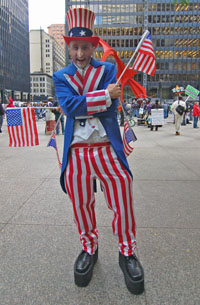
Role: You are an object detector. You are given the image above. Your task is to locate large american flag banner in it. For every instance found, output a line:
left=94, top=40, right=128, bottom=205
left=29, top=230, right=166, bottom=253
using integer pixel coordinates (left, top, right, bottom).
left=6, top=108, right=39, bottom=147
left=122, top=121, right=137, bottom=157
left=132, top=32, right=156, bottom=76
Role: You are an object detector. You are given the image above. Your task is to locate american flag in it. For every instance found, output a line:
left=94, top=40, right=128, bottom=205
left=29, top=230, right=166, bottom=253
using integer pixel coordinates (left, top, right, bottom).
left=47, top=132, right=62, bottom=169
left=122, top=121, right=137, bottom=157
left=132, top=32, right=156, bottom=76
left=6, top=108, right=39, bottom=147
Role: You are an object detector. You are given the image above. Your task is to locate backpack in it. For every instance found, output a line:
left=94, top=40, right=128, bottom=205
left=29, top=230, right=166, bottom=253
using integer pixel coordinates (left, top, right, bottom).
left=176, top=102, right=185, bottom=115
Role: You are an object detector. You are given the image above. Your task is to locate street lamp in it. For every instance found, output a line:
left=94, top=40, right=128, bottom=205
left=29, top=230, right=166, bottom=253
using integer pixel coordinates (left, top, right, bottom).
left=159, top=79, right=163, bottom=103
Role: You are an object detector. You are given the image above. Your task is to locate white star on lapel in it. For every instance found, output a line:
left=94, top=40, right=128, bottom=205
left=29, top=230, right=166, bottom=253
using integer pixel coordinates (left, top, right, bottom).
left=80, top=30, right=86, bottom=36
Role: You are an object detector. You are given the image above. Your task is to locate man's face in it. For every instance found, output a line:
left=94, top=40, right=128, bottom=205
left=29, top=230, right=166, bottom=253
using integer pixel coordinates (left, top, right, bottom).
left=69, top=40, right=95, bottom=69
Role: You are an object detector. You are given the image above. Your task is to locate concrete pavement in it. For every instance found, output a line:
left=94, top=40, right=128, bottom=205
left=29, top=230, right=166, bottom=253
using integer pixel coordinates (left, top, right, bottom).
left=0, top=116, right=200, bottom=305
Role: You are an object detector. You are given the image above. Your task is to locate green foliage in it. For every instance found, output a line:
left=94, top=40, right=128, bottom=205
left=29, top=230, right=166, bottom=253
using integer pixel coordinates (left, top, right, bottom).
left=173, top=0, right=190, bottom=4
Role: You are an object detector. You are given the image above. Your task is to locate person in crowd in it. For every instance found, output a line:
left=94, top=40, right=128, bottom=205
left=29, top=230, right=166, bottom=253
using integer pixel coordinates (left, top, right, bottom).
left=51, top=98, right=65, bottom=135
left=132, top=98, right=139, bottom=117
left=188, top=101, right=193, bottom=122
left=45, top=99, right=56, bottom=135
left=35, top=101, right=41, bottom=121
left=163, top=102, right=169, bottom=119
left=0, top=98, right=5, bottom=133
left=52, top=7, right=144, bottom=295
left=171, top=96, right=186, bottom=135
left=147, top=101, right=152, bottom=115
left=118, top=103, right=124, bottom=126
left=192, top=101, right=200, bottom=128
left=185, top=101, right=192, bottom=124
left=6, top=97, right=15, bottom=108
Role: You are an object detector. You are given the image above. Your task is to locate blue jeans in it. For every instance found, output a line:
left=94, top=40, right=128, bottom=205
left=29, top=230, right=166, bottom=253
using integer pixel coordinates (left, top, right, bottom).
left=193, top=116, right=198, bottom=128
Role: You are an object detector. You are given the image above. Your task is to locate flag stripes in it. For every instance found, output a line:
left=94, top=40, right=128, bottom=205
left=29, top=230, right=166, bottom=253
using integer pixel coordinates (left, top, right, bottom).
left=64, top=144, right=136, bottom=256
left=86, top=90, right=107, bottom=115
left=122, top=121, right=136, bottom=157
left=66, top=8, right=95, bottom=31
left=132, top=32, right=156, bottom=76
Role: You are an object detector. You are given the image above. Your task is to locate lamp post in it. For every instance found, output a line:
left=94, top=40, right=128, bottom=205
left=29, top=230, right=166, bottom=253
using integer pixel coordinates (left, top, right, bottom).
left=159, top=79, right=163, bottom=104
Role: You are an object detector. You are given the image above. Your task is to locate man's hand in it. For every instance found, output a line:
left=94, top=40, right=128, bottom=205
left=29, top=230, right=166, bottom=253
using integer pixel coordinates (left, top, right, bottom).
left=57, top=106, right=65, bottom=115
left=107, top=84, right=121, bottom=99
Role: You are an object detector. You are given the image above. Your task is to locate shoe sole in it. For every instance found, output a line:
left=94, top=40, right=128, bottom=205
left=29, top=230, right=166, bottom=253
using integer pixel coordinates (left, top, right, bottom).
left=119, top=257, right=144, bottom=295
left=74, top=250, right=98, bottom=287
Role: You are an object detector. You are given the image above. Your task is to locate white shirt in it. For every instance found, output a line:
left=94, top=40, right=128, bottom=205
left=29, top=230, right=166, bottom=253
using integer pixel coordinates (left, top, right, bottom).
left=171, top=100, right=186, bottom=116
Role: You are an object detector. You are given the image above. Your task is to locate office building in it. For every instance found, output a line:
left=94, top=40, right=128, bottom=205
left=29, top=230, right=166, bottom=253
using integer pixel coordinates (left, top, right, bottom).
left=0, top=0, right=30, bottom=101
left=65, top=0, right=200, bottom=102
left=29, top=29, right=66, bottom=99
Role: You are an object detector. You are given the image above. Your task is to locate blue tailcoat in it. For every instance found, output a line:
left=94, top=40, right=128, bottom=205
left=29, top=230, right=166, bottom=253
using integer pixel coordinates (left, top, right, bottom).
left=53, top=58, right=132, bottom=193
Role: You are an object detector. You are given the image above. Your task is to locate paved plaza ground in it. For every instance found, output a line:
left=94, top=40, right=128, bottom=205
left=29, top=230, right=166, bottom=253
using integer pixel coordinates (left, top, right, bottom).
left=0, top=115, right=200, bottom=305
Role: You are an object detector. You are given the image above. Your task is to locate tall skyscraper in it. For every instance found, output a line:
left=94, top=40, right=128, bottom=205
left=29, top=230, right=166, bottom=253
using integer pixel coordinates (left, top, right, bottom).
left=0, top=0, right=30, bottom=101
left=65, top=0, right=200, bottom=101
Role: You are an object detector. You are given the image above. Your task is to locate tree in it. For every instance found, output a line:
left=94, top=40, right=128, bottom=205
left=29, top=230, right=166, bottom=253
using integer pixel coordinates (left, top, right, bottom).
left=174, top=0, right=190, bottom=4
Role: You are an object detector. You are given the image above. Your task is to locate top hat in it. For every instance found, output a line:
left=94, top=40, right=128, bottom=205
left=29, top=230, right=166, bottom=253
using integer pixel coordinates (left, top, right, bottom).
left=63, top=8, right=99, bottom=48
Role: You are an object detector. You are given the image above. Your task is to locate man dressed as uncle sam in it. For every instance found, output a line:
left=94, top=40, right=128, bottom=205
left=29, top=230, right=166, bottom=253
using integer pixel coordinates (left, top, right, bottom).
left=53, top=7, right=144, bottom=295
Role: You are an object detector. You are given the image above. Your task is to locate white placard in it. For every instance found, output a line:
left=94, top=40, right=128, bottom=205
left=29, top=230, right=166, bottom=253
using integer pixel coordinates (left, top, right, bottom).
left=151, top=109, right=164, bottom=126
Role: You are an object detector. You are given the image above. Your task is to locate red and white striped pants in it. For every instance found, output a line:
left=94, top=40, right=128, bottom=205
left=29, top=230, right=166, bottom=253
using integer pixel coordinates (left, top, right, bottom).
left=64, top=142, right=136, bottom=256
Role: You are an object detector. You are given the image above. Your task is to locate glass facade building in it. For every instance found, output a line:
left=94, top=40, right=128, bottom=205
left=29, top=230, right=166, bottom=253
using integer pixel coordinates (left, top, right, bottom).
left=0, top=0, right=30, bottom=101
left=65, top=0, right=200, bottom=101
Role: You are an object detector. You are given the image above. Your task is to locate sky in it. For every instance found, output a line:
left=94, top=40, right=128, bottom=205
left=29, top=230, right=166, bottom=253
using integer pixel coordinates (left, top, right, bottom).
left=29, top=0, right=66, bottom=32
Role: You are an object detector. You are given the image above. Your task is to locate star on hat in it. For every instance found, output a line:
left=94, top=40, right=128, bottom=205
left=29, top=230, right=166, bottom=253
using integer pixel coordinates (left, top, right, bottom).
left=80, top=30, right=86, bottom=36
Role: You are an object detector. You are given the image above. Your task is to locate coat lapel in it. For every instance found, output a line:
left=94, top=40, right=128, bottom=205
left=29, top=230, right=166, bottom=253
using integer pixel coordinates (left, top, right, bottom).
left=63, top=59, right=105, bottom=95
left=82, top=65, right=105, bottom=95
left=63, top=71, right=83, bottom=95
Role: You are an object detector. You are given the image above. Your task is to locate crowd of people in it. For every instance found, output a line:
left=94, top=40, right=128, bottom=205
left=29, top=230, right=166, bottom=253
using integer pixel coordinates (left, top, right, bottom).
left=117, top=96, right=200, bottom=134
left=1, top=95, right=200, bottom=136
left=0, top=96, right=65, bottom=135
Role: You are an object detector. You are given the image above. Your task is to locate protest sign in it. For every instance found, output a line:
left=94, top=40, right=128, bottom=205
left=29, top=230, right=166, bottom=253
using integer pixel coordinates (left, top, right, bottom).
left=185, top=85, right=199, bottom=99
left=151, top=109, right=164, bottom=126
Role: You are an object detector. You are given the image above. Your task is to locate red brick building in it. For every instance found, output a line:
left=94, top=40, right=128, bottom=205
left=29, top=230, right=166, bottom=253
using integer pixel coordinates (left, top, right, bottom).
left=48, top=24, right=65, bottom=50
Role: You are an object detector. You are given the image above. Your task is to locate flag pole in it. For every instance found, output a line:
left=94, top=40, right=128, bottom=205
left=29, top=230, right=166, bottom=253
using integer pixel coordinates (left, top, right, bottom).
left=47, top=113, right=63, bottom=146
left=6, top=107, right=59, bottom=109
left=116, top=30, right=149, bottom=85
left=116, top=31, right=150, bottom=143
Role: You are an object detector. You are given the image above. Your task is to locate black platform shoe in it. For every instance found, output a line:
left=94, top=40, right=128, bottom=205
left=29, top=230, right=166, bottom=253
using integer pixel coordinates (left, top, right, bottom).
left=74, top=248, right=98, bottom=287
left=119, top=252, right=144, bottom=295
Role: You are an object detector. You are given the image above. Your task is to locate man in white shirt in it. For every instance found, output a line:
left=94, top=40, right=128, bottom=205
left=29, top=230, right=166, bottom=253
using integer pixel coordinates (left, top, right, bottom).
left=171, top=96, right=186, bottom=135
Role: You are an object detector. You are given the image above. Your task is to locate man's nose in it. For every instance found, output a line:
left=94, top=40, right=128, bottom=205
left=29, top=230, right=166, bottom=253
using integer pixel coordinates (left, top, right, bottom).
left=77, top=48, right=83, bottom=57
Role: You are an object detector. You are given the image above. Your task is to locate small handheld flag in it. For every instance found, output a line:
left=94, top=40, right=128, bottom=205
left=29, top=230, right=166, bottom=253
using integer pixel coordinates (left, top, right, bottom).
left=132, top=32, right=156, bottom=76
left=47, top=132, right=62, bottom=169
left=123, top=121, right=137, bottom=157
left=6, top=108, right=39, bottom=147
